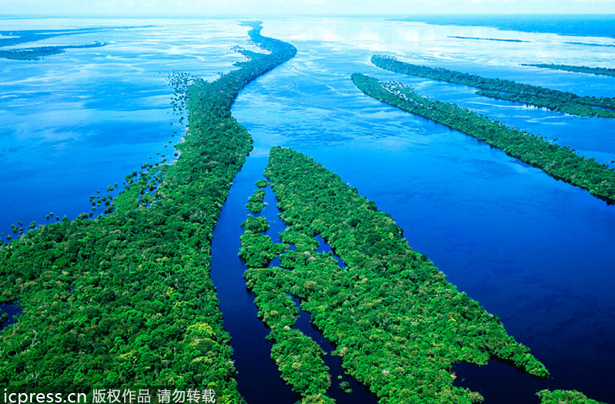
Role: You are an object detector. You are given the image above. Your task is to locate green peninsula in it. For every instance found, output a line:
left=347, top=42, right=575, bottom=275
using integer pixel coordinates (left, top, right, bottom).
left=240, top=214, right=333, bottom=404
left=0, top=23, right=296, bottom=399
left=239, top=146, right=549, bottom=404
left=352, top=73, right=615, bottom=204
left=0, top=27, right=128, bottom=60
left=0, top=42, right=106, bottom=61
left=522, top=63, right=615, bottom=78
left=371, top=55, right=615, bottom=118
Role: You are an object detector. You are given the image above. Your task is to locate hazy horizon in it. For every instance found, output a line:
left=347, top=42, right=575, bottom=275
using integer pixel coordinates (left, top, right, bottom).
left=1, top=0, right=615, bottom=17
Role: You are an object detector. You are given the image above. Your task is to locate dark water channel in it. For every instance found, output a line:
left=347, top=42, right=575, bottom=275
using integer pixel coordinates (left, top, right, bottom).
left=453, top=360, right=558, bottom=404
left=211, top=154, right=378, bottom=404
left=261, top=185, right=377, bottom=404
left=210, top=150, right=576, bottom=404
left=210, top=155, right=296, bottom=404
left=291, top=295, right=378, bottom=404
left=0, top=302, right=22, bottom=332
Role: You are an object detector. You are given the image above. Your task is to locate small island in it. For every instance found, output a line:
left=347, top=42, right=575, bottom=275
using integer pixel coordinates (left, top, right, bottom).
left=522, top=63, right=615, bottom=77
left=448, top=35, right=529, bottom=43
left=0, top=28, right=116, bottom=60
left=565, top=41, right=615, bottom=48
left=0, top=42, right=107, bottom=61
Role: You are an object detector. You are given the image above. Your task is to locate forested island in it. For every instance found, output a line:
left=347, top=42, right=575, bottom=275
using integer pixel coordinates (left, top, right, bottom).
left=521, top=63, right=615, bottom=77
left=565, top=41, right=615, bottom=48
left=240, top=213, right=333, bottom=404
left=371, top=55, right=615, bottom=118
left=0, top=42, right=107, bottom=61
left=0, top=22, right=295, bottom=400
left=239, top=146, right=549, bottom=403
left=448, top=36, right=529, bottom=43
left=352, top=73, right=615, bottom=204
left=538, top=390, right=604, bottom=404
left=0, top=28, right=107, bottom=47
left=0, top=27, right=129, bottom=60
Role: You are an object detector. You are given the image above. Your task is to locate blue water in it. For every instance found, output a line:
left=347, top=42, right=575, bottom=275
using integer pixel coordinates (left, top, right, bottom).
left=314, top=235, right=346, bottom=269
left=220, top=178, right=379, bottom=402
left=209, top=156, right=298, bottom=404
left=394, top=14, right=615, bottom=40
left=0, top=18, right=254, bottom=239
left=0, top=303, right=22, bottom=332
left=233, top=17, right=615, bottom=403
left=1, top=15, right=615, bottom=403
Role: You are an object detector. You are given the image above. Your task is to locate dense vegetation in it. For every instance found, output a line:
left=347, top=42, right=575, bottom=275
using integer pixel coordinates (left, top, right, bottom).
left=239, top=146, right=550, bottom=404
left=240, top=212, right=335, bottom=404
left=0, top=28, right=111, bottom=48
left=565, top=42, right=615, bottom=48
left=0, top=42, right=107, bottom=61
left=352, top=73, right=615, bottom=204
left=538, top=389, right=605, bottom=404
left=0, top=22, right=295, bottom=400
left=0, top=28, right=123, bottom=61
left=246, top=189, right=267, bottom=214
left=371, top=55, right=615, bottom=118
left=522, top=63, right=615, bottom=77
left=448, top=36, right=528, bottom=43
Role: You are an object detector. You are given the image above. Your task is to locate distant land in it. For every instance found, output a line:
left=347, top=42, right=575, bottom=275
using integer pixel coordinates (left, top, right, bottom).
left=565, top=41, right=615, bottom=48
left=522, top=63, right=615, bottom=77
left=448, top=35, right=529, bottom=43
left=0, top=26, right=148, bottom=61
left=392, top=14, right=615, bottom=39
left=0, top=42, right=106, bottom=61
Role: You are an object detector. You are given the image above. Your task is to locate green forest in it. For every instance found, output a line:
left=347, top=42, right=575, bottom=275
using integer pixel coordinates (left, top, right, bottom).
left=0, top=28, right=118, bottom=60
left=522, top=63, right=615, bottom=77
left=371, top=55, right=615, bottom=118
left=240, top=214, right=334, bottom=404
left=351, top=73, right=615, bottom=204
left=0, top=42, right=106, bottom=61
left=239, top=146, right=605, bottom=404
left=239, top=146, right=550, bottom=404
left=0, top=22, right=296, bottom=401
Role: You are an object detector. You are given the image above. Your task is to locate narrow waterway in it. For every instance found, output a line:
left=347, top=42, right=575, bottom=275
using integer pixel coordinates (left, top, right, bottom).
left=453, top=361, right=552, bottom=404
left=292, top=295, right=379, bottom=404
left=211, top=153, right=379, bottom=403
left=210, top=155, right=297, bottom=404
left=260, top=185, right=378, bottom=404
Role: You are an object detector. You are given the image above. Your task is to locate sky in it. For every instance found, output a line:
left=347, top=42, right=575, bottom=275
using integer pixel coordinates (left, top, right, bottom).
left=1, top=0, right=615, bottom=16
